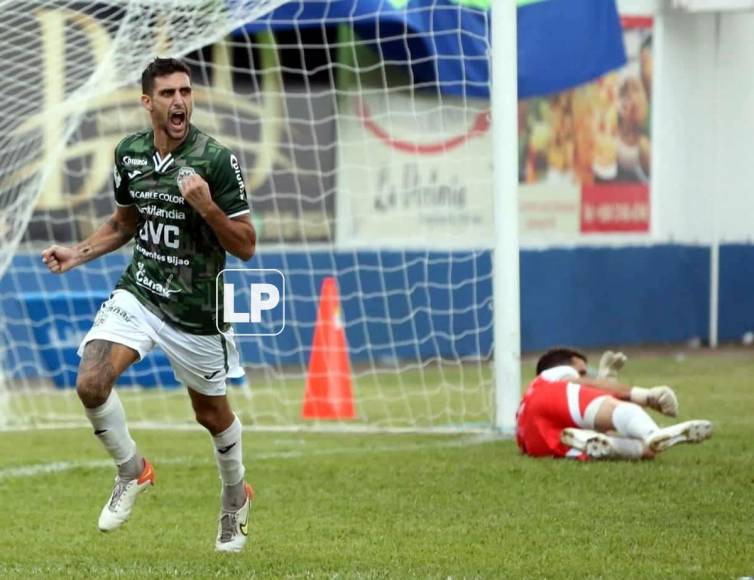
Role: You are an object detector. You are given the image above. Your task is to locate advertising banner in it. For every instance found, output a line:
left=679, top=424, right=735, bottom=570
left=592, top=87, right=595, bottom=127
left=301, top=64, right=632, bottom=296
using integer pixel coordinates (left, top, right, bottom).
left=336, top=92, right=494, bottom=248
left=338, top=17, right=650, bottom=248
left=518, top=18, right=653, bottom=240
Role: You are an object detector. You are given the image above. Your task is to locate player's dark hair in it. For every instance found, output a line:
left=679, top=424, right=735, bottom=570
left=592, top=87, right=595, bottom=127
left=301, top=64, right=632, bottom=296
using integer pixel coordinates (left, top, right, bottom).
left=141, top=57, right=192, bottom=95
left=536, top=348, right=587, bottom=375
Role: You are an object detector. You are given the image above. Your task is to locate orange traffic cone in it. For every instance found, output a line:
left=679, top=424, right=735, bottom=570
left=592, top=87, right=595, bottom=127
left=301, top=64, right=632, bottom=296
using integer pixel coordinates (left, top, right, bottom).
left=302, top=277, right=355, bottom=420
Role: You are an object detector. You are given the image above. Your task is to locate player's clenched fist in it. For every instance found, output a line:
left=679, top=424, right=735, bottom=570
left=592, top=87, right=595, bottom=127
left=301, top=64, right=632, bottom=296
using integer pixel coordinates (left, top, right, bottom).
left=646, top=386, right=679, bottom=417
left=177, top=173, right=213, bottom=215
left=41, top=245, right=77, bottom=274
left=630, top=385, right=679, bottom=417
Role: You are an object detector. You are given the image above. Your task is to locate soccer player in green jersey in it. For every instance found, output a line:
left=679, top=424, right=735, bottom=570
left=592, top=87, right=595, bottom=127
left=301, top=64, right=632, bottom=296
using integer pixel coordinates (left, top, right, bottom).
left=42, top=58, right=256, bottom=552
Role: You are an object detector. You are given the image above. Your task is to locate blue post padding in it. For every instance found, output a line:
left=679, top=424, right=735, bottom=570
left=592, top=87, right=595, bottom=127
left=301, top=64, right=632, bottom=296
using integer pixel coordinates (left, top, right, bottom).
left=6, top=291, right=179, bottom=388
left=719, top=244, right=754, bottom=341
left=0, top=255, right=179, bottom=387
left=519, top=245, right=709, bottom=350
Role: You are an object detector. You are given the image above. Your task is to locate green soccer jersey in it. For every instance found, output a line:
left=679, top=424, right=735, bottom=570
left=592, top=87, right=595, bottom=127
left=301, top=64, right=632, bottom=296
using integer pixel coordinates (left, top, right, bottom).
left=112, top=124, right=250, bottom=334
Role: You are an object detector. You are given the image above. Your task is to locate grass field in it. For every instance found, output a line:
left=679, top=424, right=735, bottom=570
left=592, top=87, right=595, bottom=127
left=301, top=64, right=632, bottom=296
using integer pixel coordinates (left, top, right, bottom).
left=7, top=363, right=495, bottom=430
left=0, top=348, right=753, bottom=578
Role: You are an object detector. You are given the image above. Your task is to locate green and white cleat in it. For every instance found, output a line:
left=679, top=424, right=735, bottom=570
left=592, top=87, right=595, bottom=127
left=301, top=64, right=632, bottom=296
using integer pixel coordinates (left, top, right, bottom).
left=215, top=482, right=254, bottom=553
left=98, top=459, right=155, bottom=532
left=645, top=420, right=713, bottom=453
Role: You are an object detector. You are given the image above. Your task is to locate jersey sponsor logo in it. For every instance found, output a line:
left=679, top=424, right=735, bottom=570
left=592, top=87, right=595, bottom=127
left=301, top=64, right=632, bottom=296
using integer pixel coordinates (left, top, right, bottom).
left=128, top=170, right=142, bottom=180
left=134, top=244, right=191, bottom=267
left=93, top=301, right=134, bottom=327
left=139, top=205, right=187, bottom=221
left=139, top=221, right=180, bottom=249
left=176, top=166, right=196, bottom=187
left=135, top=263, right=181, bottom=297
left=123, top=156, right=148, bottom=167
left=112, top=166, right=122, bottom=189
left=229, top=154, right=246, bottom=199
left=130, top=189, right=186, bottom=205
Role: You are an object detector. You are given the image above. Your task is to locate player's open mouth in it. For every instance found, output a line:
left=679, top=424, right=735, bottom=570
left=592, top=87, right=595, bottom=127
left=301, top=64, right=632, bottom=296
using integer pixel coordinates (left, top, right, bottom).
left=169, top=111, right=186, bottom=131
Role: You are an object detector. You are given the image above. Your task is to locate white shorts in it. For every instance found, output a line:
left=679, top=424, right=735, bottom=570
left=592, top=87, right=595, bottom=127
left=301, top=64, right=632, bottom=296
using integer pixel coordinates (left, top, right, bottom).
left=78, top=289, right=241, bottom=396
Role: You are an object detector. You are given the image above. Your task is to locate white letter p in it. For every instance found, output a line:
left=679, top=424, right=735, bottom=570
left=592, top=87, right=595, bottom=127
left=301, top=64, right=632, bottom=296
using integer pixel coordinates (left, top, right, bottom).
left=249, top=283, right=280, bottom=323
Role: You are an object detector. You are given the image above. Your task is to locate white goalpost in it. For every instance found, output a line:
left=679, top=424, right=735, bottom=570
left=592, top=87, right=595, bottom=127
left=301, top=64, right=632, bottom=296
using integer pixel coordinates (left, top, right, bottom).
left=0, top=0, right=517, bottom=433
left=491, top=0, right=520, bottom=434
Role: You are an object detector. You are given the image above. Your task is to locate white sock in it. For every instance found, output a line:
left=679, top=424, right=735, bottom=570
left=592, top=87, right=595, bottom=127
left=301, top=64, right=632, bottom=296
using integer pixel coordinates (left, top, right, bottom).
left=84, top=390, right=137, bottom=467
left=611, top=402, right=659, bottom=441
left=607, top=436, right=645, bottom=459
left=212, top=414, right=245, bottom=488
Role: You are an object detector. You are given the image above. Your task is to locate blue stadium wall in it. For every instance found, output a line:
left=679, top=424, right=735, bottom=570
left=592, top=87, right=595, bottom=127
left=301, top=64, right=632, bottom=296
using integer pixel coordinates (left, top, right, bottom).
left=3, top=244, right=753, bottom=382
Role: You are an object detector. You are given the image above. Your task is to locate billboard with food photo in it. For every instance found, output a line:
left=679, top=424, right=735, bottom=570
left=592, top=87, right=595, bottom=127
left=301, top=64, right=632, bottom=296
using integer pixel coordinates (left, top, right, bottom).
left=518, top=17, right=653, bottom=239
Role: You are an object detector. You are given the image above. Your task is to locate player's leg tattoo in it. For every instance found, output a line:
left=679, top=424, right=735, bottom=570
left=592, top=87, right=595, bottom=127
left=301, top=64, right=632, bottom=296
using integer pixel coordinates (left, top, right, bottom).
left=77, top=339, right=140, bottom=407
left=77, top=340, right=117, bottom=408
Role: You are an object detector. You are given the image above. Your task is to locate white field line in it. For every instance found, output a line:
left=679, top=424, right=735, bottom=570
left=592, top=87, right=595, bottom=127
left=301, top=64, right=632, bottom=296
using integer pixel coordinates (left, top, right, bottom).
left=0, top=434, right=501, bottom=481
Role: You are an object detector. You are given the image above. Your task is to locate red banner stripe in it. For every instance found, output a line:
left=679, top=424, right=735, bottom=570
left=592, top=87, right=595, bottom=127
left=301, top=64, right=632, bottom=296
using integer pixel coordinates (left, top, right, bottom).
left=355, top=99, right=490, bottom=156
left=621, top=16, right=654, bottom=29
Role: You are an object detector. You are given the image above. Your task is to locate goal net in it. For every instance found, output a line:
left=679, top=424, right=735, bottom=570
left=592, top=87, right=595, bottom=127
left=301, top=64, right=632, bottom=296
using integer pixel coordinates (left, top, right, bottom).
left=0, top=0, right=496, bottom=432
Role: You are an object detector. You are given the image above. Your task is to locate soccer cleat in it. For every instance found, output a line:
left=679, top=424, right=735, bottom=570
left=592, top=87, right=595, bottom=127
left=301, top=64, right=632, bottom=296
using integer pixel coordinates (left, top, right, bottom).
left=560, top=428, right=616, bottom=459
left=98, top=459, right=155, bottom=532
left=215, top=482, right=254, bottom=553
left=645, top=420, right=713, bottom=453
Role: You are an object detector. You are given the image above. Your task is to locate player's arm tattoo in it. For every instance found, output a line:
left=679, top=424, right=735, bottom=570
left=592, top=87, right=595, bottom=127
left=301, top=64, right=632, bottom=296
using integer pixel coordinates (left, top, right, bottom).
left=73, top=216, right=134, bottom=264
left=107, top=216, right=135, bottom=243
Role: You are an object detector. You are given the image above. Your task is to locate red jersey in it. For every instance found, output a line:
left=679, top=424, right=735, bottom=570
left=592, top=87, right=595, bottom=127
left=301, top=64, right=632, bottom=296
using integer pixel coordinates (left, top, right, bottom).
left=516, top=366, right=614, bottom=459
